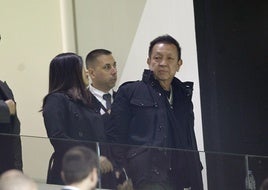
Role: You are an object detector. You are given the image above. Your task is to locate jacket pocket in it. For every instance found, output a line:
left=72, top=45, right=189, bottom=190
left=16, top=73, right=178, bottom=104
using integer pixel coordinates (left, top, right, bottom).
left=130, top=98, right=156, bottom=108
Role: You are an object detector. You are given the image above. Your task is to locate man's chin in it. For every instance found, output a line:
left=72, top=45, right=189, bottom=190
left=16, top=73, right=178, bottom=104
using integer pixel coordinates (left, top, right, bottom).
left=109, top=82, right=116, bottom=88
left=156, top=75, right=169, bottom=81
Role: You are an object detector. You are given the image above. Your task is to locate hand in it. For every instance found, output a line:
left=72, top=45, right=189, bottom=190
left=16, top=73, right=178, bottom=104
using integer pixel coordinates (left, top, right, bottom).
left=117, top=179, right=133, bottom=190
left=99, top=156, right=113, bottom=174
left=115, top=171, right=120, bottom=179
left=5, top=99, right=16, bottom=115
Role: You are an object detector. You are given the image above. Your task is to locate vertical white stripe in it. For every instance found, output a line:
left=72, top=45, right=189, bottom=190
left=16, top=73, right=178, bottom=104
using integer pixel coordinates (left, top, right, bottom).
left=60, top=0, right=76, bottom=52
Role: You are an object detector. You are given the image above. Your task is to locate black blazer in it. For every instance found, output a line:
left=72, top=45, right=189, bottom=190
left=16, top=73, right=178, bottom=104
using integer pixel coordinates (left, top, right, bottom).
left=43, top=92, right=106, bottom=184
left=90, top=92, right=118, bottom=189
left=0, top=80, right=20, bottom=133
left=90, top=91, right=116, bottom=131
left=0, top=80, right=22, bottom=174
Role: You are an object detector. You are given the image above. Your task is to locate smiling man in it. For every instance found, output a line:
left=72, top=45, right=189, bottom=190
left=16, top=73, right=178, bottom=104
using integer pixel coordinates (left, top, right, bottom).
left=108, top=34, right=203, bottom=190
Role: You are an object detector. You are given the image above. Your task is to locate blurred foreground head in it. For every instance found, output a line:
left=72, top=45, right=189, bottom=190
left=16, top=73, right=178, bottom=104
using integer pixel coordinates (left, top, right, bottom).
left=61, top=146, right=98, bottom=190
left=0, top=169, right=37, bottom=190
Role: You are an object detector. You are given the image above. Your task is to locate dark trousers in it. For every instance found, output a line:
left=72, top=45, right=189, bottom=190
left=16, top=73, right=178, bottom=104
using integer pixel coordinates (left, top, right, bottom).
left=0, top=134, right=23, bottom=174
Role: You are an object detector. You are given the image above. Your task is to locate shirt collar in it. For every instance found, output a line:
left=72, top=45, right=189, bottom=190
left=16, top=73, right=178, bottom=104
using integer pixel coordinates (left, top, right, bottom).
left=89, top=85, right=113, bottom=98
left=62, top=185, right=80, bottom=190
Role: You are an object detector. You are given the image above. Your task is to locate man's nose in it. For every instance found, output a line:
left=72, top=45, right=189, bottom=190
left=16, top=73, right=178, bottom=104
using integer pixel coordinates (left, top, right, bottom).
left=159, top=59, right=168, bottom=66
left=111, top=66, right=117, bottom=74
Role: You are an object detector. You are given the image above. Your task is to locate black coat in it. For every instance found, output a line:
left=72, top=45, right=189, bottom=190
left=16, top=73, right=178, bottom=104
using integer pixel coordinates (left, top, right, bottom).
left=90, top=93, right=118, bottom=189
left=108, top=70, right=203, bottom=189
left=0, top=80, right=22, bottom=174
left=90, top=91, right=117, bottom=131
left=43, top=92, right=106, bottom=184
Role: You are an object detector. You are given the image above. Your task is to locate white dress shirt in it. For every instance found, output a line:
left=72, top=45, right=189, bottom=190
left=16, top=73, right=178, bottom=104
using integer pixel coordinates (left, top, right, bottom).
left=89, top=85, right=114, bottom=115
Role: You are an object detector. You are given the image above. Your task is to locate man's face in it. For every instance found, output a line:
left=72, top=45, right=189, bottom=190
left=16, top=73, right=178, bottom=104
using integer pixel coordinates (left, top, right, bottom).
left=89, top=54, right=117, bottom=92
left=147, top=43, right=182, bottom=84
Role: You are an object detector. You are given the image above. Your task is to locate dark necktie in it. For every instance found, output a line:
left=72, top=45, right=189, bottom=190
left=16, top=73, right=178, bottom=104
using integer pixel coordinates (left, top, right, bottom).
left=103, top=93, right=112, bottom=110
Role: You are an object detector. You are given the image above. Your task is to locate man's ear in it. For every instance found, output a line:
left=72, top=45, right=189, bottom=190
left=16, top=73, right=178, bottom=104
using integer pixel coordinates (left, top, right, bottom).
left=177, top=59, right=183, bottom=71
left=147, top=58, right=150, bottom=66
left=88, top=168, right=98, bottom=187
left=147, top=57, right=153, bottom=70
left=88, top=68, right=95, bottom=79
left=178, top=59, right=183, bottom=66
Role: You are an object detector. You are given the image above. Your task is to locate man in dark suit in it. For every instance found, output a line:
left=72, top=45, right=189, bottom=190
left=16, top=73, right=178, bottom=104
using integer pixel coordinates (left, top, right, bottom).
left=0, top=80, right=22, bottom=174
left=85, top=49, right=118, bottom=189
left=61, top=146, right=98, bottom=190
left=86, top=49, right=117, bottom=116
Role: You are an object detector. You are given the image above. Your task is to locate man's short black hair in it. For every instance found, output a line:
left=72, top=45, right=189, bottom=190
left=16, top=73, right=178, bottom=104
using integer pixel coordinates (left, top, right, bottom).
left=148, top=34, right=181, bottom=60
left=85, top=49, right=112, bottom=69
left=61, top=146, right=98, bottom=185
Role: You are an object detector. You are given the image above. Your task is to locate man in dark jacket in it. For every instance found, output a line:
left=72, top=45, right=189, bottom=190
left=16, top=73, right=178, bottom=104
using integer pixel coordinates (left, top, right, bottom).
left=85, top=49, right=118, bottom=189
left=108, top=35, right=203, bottom=190
left=0, top=80, right=22, bottom=174
left=86, top=49, right=117, bottom=121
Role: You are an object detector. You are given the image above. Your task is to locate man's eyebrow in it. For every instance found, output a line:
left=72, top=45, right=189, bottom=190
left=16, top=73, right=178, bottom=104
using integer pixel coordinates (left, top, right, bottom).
left=104, top=62, right=116, bottom=65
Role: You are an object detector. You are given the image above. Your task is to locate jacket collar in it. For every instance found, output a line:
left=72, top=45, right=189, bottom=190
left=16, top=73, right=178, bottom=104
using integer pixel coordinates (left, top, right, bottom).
left=142, top=69, right=193, bottom=97
left=142, top=69, right=154, bottom=82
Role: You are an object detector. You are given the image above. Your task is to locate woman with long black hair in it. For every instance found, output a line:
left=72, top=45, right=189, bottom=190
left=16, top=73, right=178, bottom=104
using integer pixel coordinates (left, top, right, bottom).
left=42, top=53, right=114, bottom=187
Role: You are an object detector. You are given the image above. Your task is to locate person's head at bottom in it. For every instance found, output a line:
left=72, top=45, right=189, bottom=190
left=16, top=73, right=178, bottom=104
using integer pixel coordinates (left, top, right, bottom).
left=0, top=169, right=37, bottom=190
left=261, top=177, right=268, bottom=190
left=61, top=146, right=98, bottom=190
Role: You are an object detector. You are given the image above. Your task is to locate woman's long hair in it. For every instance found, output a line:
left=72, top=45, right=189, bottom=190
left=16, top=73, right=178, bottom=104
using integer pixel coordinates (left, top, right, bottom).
left=42, top=52, right=91, bottom=109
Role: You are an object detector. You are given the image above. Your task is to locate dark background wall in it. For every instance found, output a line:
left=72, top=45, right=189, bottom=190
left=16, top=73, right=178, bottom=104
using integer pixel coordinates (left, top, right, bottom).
left=193, top=0, right=268, bottom=189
